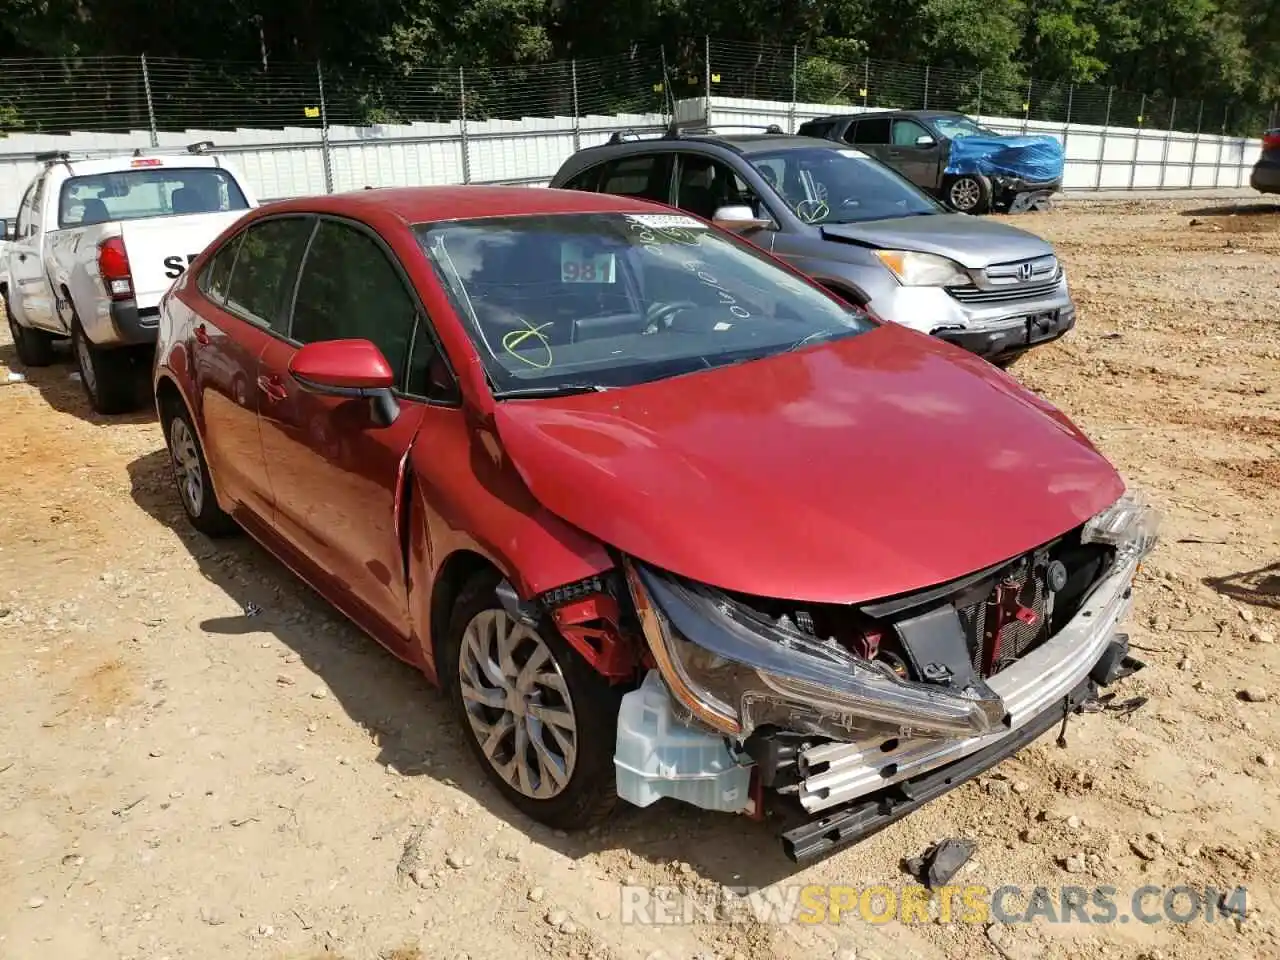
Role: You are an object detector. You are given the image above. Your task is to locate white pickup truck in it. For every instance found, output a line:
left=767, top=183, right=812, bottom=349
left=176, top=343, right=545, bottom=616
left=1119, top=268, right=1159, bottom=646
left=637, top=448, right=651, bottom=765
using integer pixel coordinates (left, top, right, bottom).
left=1, top=143, right=257, bottom=413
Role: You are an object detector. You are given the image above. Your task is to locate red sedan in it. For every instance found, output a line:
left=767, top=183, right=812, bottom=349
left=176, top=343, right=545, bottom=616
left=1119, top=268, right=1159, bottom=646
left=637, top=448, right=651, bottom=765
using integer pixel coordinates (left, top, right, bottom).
left=153, top=186, right=1158, bottom=861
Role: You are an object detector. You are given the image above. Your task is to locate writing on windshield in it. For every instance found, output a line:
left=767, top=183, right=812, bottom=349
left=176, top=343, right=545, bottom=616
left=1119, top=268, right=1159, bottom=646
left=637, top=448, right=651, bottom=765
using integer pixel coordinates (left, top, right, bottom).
left=416, top=212, right=872, bottom=395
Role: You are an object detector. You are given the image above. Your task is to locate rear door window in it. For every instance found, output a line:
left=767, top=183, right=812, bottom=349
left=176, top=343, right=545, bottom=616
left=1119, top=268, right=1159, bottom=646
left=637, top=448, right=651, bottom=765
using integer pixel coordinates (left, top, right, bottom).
left=223, top=216, right=314, bottom=331
left=852, top=118, right=891, bottom=145
left=560, top=165, right=604, bottom=192
left=199, top=232, right=244, bottom=304
left=596, top=154, right=673, bottom=203
left=799, top=121, right=835, bottom=139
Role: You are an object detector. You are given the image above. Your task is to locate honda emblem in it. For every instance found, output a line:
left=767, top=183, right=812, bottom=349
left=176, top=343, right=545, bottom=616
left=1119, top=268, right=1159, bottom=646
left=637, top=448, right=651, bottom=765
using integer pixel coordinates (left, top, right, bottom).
left=1017, top=261, right=1035, bottom=281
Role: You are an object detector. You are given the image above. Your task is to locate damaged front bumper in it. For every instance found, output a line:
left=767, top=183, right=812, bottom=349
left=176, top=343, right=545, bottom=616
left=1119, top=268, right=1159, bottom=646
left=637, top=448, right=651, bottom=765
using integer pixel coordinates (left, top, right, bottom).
left=613, top=491, right=1156, bottom=860
left=793, top=551, right=1136, bottom=814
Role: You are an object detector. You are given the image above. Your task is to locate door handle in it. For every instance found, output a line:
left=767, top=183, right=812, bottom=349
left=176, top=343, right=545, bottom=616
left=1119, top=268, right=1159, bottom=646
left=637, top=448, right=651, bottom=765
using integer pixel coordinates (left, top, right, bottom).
left=193, top=324, right=210, bottom=345
left=256, top=374, right=288, bottom=402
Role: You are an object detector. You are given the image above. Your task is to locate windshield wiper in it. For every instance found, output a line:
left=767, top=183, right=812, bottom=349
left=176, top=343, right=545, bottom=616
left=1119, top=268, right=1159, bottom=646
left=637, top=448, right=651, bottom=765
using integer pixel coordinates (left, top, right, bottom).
left=493, top=383, right=612, bottom=399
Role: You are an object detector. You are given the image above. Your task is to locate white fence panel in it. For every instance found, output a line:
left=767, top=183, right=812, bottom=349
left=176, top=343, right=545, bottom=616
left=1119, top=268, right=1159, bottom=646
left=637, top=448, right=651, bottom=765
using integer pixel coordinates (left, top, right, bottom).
left=0, top=94, right=1262, bottom=215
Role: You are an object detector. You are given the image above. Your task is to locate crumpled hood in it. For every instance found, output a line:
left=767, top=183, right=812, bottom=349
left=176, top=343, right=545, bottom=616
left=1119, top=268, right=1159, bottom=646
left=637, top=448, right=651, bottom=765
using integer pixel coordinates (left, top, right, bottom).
left=946, top=133, right=1065, bottom=183
left=493, top=324, right=1123, bottom=605
left=821, top=213, right=1054, bottom=269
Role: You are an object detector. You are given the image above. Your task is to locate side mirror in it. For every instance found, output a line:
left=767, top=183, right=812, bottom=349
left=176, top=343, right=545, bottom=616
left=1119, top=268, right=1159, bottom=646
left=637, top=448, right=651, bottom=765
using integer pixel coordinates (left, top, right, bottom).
left=289, top=338, right=400, bottom=427
left=711, top=204, right=773, bottom=233
left=914, top=134, right=937, bottom=147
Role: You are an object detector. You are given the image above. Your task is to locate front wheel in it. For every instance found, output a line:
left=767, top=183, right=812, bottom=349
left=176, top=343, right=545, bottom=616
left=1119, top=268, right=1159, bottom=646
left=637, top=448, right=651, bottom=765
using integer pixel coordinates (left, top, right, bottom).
left=944, top=174, right=991, bottom=214
left=446, top=573, right=623, bottom=830
left=72, top=317, right=145, bottom=415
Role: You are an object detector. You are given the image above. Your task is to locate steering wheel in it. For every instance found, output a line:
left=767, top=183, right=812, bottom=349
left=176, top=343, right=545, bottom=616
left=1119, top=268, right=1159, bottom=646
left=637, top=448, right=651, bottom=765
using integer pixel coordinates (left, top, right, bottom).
left=642, top=300, right=698, bottom=335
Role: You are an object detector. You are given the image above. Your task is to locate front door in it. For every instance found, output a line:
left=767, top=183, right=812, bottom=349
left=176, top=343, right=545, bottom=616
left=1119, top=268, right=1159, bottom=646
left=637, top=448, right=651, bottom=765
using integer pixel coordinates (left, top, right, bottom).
left=887, top=118, right=944, bottom=190
left=256, top=216, right=426, bottom=646
left=6, top=176, right=55, bottom=332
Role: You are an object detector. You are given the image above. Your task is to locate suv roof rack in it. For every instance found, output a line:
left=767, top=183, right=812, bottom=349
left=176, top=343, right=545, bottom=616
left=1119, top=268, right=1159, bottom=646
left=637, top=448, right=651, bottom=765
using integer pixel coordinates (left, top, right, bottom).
left=604, top=122, right=786, bottom=146
left=34, top=140, right=217, bottom=165
left=670, top=123, right=786, bottom=137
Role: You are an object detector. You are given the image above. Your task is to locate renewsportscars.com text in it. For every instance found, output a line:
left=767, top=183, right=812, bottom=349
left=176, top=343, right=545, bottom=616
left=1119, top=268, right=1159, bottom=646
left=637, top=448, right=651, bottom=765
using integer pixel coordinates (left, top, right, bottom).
left=620, top=883, right=1249, bottom=926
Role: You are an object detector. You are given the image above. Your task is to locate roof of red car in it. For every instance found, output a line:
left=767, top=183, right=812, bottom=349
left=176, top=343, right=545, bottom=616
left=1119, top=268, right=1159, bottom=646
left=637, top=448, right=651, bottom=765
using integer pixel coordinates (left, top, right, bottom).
left=267, top=185, right=666, bottom=224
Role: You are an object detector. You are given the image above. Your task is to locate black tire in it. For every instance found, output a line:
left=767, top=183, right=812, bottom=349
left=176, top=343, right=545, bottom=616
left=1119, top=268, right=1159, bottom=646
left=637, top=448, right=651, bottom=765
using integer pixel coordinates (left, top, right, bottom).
left=71, top=316, right=144, bottom=415
left=444, top=571, right=623, bottom=831
left=5, top=297, right=57, bottom=367
left=160, top=397, right=237, bottom=537
left=944, top=174, right=991, bottom=214
left=994, top=352, right=1025, bottom=370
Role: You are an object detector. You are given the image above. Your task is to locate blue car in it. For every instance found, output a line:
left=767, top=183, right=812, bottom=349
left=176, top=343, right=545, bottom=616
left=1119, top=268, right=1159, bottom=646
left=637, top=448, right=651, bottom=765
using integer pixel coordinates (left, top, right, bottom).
left=798, top=110, right=1065, bottom=214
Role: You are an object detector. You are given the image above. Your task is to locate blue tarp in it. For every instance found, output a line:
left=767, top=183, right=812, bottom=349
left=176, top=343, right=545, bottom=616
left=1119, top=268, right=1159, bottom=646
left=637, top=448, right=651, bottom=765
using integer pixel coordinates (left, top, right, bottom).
left=944, top=134, right=1065, bottom=183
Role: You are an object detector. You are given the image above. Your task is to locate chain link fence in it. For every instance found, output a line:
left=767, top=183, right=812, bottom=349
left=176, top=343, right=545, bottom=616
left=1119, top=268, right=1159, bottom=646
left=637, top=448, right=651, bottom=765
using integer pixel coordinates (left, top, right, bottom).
left=705, top=40, right=1278, bottom=136
left=2, top=39, right=1274, bottom=140
left=0, top=38, right=1270, bottom=209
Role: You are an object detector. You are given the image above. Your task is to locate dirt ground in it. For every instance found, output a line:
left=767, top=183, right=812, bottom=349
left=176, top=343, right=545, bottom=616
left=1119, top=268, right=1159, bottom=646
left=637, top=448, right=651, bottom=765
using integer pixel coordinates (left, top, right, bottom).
left=1, top=196, right=1278, bottom=960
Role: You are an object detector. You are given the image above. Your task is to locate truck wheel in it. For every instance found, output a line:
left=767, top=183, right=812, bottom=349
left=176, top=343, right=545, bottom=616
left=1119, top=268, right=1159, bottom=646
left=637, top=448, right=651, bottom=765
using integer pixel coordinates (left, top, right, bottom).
left=72, top=317, right=142, bottom=415
left=944, top=174, right=991, bottom=214
left=444, top=571, right=623, bottom=831
left=5, top=300, right=57, bottom=368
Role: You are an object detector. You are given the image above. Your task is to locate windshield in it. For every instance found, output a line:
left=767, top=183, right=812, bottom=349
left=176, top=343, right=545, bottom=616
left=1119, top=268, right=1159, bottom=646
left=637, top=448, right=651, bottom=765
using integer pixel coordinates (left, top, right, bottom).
left=416, top=212, right=874, bottom=396
left=931, top=115, right=998, bottom=140
left=58, top=167, right=249, bottom=228
left=747, top=147, right=943, bottom=225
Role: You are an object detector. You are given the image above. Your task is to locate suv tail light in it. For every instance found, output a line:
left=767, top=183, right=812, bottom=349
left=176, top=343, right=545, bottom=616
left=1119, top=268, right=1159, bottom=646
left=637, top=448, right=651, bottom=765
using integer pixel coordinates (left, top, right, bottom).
left=1264, top=130, right=1280, bottom=151
left=97, top=237, right=134, bottom=301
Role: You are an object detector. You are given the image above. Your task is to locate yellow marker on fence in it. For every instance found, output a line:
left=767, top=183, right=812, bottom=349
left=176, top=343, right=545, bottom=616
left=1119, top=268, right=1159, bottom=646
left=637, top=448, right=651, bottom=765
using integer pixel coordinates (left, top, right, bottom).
left=304, top=106, right=320, bottom=119
left=859, top=88, right=867, bottom=97
left=711, top=73, right=721, bottom=84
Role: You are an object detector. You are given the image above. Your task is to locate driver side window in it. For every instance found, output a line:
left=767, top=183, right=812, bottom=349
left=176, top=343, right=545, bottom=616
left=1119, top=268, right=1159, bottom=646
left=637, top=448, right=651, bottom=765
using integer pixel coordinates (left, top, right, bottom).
left=289, top=219, right=417, bottom=385
left=892, top=119, right=932, bottom=146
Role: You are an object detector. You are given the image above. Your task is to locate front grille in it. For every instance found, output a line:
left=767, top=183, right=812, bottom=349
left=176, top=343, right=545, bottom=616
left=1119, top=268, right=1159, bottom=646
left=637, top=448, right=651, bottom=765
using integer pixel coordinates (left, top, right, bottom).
left=956, top=559, right=1050, bottom=676
left=949, top=277, right=1062, bottom=304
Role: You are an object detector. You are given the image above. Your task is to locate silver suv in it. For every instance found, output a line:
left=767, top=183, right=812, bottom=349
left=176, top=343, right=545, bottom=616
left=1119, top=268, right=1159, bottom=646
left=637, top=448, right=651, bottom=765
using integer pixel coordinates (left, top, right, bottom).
left=549, top=128, right=1076, bottom=368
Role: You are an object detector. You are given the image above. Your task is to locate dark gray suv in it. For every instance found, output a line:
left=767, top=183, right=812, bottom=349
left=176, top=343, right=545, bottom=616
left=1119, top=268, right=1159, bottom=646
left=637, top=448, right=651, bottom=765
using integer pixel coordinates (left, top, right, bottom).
left=549, top=127, right=1076, bottom=367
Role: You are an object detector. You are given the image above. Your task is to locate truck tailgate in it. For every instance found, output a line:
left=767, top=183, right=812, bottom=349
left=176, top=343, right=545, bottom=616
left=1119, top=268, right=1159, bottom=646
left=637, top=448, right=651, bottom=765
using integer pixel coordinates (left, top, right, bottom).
left=121, top=211, right=246, bottom=308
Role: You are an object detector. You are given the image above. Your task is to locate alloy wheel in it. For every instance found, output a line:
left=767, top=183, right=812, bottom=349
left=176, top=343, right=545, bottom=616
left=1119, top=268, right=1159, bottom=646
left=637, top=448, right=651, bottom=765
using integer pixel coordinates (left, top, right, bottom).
left=949, top=178, right=981, bottom=211
left=457, top=608, right=579, bottom=800
left=168, top=416, right=204, bottom=517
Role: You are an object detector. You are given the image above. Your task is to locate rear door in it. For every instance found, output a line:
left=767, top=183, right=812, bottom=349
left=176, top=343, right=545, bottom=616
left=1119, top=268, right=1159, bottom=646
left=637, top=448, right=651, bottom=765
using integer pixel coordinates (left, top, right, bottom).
left=847, top=116, right=895, bottom=169
left=256, top=215, right=439, bottom=648
left=192, top=214, right=315, bottom=527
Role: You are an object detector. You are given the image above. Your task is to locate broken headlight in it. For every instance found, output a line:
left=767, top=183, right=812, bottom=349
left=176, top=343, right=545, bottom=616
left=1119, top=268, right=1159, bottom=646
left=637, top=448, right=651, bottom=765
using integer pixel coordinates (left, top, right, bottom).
left=1081, top=488, right=1160, bottom=562
left=622, top=559, right=1006, bottom=742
